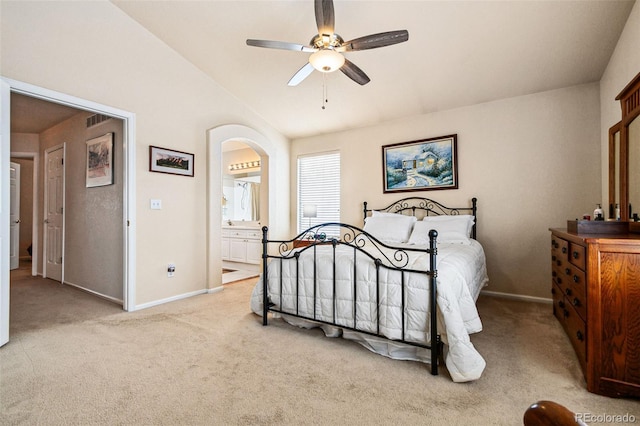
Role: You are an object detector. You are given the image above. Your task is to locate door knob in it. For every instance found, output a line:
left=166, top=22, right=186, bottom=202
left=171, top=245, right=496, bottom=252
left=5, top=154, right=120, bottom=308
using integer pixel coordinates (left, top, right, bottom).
left=44, top=219, right=50, bottom=223
left=13, top=219, right=20, bottom=224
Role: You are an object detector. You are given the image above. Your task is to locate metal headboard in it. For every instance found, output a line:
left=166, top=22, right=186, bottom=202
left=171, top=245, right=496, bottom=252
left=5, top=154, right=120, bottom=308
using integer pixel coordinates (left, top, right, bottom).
left=363, top=197, right=478, bottom=239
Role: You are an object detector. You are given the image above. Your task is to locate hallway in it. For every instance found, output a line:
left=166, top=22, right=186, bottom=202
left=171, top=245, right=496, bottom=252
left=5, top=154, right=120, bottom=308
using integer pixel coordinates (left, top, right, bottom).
left=9, top=261, right=122, bottom=337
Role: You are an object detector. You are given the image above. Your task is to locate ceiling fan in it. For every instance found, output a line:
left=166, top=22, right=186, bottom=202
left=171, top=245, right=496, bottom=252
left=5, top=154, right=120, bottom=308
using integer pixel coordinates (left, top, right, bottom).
left=246, top=0, right=409, bottom=87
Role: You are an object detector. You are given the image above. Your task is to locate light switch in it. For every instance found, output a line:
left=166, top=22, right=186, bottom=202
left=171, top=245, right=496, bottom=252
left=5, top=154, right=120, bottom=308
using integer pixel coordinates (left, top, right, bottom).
left=150, top=199, right=162, bottom=210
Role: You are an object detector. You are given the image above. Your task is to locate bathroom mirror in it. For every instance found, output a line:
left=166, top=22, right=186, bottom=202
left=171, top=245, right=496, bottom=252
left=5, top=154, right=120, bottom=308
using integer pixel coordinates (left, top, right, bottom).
left=222, top=173, right=260, bottom=222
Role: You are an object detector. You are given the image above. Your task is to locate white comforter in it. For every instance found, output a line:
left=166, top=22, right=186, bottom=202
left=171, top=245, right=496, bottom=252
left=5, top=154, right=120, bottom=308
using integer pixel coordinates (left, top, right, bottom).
left=250, top=239, right=489, bottom=382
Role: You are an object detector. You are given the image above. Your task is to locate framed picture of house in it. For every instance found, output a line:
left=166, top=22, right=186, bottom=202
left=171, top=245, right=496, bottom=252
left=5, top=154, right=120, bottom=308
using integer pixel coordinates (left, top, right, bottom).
left=86, top=133, right=114, bottom=187
left=149, top=146, right=194, bottom=177
left=382, top=134, right=458, bottom=193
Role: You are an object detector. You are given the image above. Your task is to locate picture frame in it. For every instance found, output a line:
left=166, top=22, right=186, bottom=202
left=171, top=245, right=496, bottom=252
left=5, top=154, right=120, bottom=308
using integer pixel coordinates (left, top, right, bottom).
left=382, top=134, right=458, bottom=193
left=86, top=133, right=114, bottom=187
left=149, top=146, right=194, bottom=177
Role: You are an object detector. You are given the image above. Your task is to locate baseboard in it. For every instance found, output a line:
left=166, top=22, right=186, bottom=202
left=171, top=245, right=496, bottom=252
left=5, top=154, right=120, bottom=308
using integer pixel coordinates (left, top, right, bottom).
left=207, top=286, right=224, bottom=295
left=134, top=289, right=209, bottom=311
left=63, top=280, right=124, bottom=306
left=480, top=289, right=552, bottom=304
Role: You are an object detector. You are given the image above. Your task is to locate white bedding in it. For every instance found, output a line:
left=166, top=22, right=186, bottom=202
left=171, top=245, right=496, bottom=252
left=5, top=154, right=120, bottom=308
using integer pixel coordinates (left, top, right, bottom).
left=250, top=239, right=489, bottom=382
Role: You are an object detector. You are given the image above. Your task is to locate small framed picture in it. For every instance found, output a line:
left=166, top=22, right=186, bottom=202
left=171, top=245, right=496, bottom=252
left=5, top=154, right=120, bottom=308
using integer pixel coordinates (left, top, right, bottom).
left=86, top=133, right=114, bottom=187
left=149, top=146, right=194, bottom=177
left=382, top=134, right=458, bottom=193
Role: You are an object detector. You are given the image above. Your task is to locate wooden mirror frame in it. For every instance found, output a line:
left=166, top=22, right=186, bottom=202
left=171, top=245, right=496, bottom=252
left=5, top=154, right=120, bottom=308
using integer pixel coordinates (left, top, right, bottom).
left=611, top=72, right=640, bottom=222
left=608, top=121, right=621, bottom=219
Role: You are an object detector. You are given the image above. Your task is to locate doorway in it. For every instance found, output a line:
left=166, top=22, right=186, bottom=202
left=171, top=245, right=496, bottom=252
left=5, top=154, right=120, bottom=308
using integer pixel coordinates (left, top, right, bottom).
left=207, top=124, right=289, bottom=292
left=1, top=78, right=137, bottom=348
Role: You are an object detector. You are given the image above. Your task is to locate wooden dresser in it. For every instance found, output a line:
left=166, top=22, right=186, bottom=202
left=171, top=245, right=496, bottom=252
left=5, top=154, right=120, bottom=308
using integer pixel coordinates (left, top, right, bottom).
left=550, top=227, right=640, bottom=398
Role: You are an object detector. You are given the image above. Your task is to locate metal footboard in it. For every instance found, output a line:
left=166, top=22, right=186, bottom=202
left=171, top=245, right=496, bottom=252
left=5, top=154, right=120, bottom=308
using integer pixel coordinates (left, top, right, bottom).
left=260, top=222, right=441, bottom=375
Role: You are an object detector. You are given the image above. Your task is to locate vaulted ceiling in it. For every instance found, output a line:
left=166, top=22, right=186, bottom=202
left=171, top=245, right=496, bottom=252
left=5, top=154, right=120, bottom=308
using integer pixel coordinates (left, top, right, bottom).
left=11, top=1, right=636, bottom=141
left=112, top=0, right=635, bottom=140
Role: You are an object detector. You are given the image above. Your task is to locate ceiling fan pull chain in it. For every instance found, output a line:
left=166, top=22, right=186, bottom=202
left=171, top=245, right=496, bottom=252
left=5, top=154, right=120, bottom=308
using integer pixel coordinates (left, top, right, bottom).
left=322, top=73, right=328, bottom=110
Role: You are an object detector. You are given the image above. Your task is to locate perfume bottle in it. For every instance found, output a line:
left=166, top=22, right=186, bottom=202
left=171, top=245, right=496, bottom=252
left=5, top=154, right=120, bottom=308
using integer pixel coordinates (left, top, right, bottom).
left=594, top=203, right=604, bottom=221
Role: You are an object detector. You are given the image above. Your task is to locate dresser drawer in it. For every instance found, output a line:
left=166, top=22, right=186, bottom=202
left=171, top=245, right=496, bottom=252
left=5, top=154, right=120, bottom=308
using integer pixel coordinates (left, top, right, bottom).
left=563, top=267, right=587, bottom=321
left=569, top=242, right=586, bottom=270
left=553, top=292, right=586, bottom=371
left=560, top=303, right=587, bottom=372
left=551, top=237, right=569, bottom=261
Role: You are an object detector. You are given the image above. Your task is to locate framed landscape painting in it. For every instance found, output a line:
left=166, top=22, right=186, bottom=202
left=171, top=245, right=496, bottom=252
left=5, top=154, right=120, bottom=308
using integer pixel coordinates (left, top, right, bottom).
left=149, top=146, right=194, bottom=177
left=382, top=134, right=458, bottom=193
left=86, top=133, right=114, bottom=188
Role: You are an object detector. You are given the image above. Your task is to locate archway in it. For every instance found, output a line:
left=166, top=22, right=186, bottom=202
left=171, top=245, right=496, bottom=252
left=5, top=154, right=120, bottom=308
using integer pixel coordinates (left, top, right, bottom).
left=206, top=124, right=288, bottom=291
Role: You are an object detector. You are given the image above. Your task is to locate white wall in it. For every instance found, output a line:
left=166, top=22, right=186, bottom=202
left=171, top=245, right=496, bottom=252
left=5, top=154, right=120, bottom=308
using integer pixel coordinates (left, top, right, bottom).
left=600, top=1, right=640, bottom=203
left=1, top=1, right=290, bottom=305
left=292, top=84, right=602, bottom=299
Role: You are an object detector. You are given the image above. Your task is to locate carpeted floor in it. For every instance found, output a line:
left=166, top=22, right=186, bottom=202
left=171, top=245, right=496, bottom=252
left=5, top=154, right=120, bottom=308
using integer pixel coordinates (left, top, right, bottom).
left=2, top=265, right=639, bottom=425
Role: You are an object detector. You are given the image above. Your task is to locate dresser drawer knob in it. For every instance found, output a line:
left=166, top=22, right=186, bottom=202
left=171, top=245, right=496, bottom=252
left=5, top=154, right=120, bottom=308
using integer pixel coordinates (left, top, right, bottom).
left=551, top=287, right=556, bottom=294
left=563, top=309, right=570, bottom=318
left=572, top=251, right=580, bottom=259
left=556, top=260, right=562, bottom=266
left=552, top=271, right=557, bottom=277
left=576, top=330, right=584, bottom=341
left=558, top=300, right=565, bottom=309
left=552, top=255, right=557, bottom=261
left=573, top=275, right=579, bottom=283
left=565, top=268, right=571, bottom=275
left=562, top=247, right=568, bottom=254
left=573, top=298, right=581, bottom=307
left=565, top=288, right=573, bottom=296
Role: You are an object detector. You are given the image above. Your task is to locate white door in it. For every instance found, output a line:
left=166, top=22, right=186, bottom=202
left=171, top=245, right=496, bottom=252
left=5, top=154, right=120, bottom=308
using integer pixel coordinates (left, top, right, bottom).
left=44, top=146, right=64, bottom=282
left=1, top=79, right=10, bottom=347
left=9, top=162, right=20, bottom=270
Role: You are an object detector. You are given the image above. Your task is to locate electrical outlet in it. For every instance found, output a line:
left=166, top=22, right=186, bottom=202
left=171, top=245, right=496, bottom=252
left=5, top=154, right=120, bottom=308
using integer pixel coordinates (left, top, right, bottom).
left=150, top=199, right=162, bottom=210
left=167, top=263, right=175, bottom=278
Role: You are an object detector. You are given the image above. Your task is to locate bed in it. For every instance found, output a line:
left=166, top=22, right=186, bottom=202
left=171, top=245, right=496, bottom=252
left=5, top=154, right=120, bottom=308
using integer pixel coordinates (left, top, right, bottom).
left=250, top=197, right=489, bottom=382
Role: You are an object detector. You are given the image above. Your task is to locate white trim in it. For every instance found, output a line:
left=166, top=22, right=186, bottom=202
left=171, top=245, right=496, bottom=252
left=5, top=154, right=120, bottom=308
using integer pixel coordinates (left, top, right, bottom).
left=63, top=280, right=123, bottom=305
left=207, top=287, right=224, bottom=295
left=9, top=152, right=39, bottom=277
left=1, top=77, right=137, bottom=319
left=1, top=79, right=10, bottom=346
left=480, top=289, right=553, bottom=304
left=207, top=125, right=277, bottom=294
left=135, top=289, right=210, bottom=311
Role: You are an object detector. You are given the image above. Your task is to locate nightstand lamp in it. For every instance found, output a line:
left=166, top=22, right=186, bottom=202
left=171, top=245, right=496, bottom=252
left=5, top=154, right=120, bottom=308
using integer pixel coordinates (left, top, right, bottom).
left=303, top=204, right=317, bottom=230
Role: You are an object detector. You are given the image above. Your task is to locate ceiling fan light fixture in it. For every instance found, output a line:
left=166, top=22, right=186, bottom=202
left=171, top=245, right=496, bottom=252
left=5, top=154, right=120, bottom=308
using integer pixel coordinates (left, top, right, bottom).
left=309, top=49, right=345, bottom=73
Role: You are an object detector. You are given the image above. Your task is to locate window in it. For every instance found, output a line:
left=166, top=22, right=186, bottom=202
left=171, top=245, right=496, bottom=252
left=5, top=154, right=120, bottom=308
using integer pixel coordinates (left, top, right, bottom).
left=297, top=151, right=340, bottom=237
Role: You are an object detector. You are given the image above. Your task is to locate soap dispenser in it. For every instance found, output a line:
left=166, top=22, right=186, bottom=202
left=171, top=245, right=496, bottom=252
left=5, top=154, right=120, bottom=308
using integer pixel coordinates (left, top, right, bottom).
left=594, top=203, right=604, bottom=221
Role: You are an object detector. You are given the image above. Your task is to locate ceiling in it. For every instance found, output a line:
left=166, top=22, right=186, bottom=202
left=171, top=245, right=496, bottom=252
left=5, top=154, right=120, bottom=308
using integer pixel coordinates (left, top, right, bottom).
left=11, top=1, right=635, bottom=141
left=11, top=94, right=81, bottom=134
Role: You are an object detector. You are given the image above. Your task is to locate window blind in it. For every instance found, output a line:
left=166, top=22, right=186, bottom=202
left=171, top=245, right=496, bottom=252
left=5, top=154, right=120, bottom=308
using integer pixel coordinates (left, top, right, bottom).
left=297, top=151, right=340, bottom=237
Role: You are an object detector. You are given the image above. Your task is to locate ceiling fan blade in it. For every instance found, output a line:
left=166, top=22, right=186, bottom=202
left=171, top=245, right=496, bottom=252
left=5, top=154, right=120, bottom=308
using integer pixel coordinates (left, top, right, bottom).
left=338, top=30, right=409, bottom=52
left=315, top=0, right=335, bottom=35
left=288, top=62, right=315, bottom=86
left=340, top=59, right=370, bottom=85
left=246, top=39, right=315, bottom=53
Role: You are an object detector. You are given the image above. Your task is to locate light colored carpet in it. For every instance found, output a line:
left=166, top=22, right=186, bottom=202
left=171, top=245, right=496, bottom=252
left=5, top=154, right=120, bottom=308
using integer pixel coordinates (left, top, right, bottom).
left=2, top=267, right=639, bottom=425
left=222, top=269, right=260, bottom=285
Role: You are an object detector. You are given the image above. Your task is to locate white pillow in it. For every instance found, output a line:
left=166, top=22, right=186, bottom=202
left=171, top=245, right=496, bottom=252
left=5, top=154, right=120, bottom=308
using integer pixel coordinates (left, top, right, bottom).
left=363, top=215, right=417, bottom=243
left=372, top=210, right=406, bottom=217
left=422, top=215, right=474, bottom=237
left=409, top=215, right=473, bottom=245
